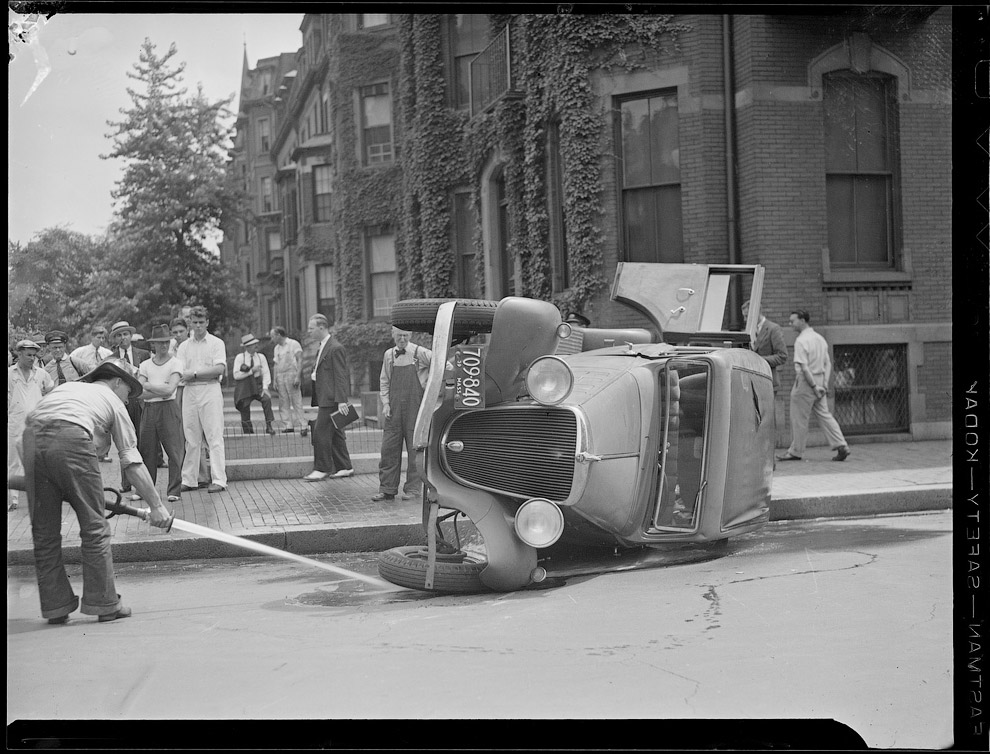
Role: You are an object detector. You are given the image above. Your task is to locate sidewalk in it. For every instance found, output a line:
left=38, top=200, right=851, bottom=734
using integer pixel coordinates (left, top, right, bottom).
left=6, top=439, right=953, bottom=566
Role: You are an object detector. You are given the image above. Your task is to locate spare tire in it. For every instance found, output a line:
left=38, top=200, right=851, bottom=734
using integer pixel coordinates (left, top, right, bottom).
left=378, top=546, right=488, bottom=593
left=390, top=298, right=498, bottom=341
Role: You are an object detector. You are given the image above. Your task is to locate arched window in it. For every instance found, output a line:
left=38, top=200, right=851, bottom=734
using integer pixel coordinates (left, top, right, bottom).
left=824, top=71, right=900, bottom=269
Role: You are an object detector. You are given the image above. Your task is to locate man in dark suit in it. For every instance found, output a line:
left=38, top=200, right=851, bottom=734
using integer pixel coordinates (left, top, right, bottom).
left=302, top=314, right=353, bottom=482
left=741, top=300, right=787, bottom=434
left=109, top=321, right=150, bottom=493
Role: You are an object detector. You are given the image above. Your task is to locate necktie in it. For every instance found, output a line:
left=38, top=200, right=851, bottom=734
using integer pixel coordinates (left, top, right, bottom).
left=395, top=348, right=406, bottom=357
left=55, top=359, right=66, bottom=385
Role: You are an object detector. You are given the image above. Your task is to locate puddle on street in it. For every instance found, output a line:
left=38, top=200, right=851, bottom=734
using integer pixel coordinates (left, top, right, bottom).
left=290, top=579, right=433, bottom=607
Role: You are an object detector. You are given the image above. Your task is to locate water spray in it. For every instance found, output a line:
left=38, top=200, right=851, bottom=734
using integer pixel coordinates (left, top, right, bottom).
left=8, top=476, right=393, bottom=590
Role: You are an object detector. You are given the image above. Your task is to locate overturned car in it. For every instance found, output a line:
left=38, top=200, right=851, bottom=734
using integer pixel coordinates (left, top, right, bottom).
left=377, top=263, right=775, bottom=593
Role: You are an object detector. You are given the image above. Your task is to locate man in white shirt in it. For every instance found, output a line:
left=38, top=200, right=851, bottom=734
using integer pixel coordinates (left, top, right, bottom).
left=176, top=306, right=228, bottom=493
left=269, top=325, right=306, bottom=436
left=69, top=325, right=113, bottom=373
left=42, top=331, right=86, bottom=385
left=778, top=309, right=850, bottom=463
left=232, top=333, right=276, bottom=435
left=8, top=339, right=55, bottom=510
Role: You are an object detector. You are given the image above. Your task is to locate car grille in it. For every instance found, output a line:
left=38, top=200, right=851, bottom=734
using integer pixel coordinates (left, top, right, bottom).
left=443, top=407, right=577, bottom=501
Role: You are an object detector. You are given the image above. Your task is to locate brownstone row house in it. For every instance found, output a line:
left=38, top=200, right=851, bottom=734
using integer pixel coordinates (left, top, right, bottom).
left=221, top=9, right=953, bottom=445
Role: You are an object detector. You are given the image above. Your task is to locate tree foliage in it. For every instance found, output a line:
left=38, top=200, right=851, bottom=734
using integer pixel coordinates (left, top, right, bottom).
left=7, top=228, right=108, bottom=342
left=98, top=38, right=251, bottom=338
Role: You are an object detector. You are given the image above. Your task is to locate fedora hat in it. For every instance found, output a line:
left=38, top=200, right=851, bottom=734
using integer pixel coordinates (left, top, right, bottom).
left=240, top=333, right=260, bottom=348
left=79, top=359, right=143, bottom=400
left=147, top=324, right=172, bottom=343
left=45, top=330, right=68, bottom=345
left=15, top=339, right=41, bottom=351
left=110, top=321, right=136, bottom=336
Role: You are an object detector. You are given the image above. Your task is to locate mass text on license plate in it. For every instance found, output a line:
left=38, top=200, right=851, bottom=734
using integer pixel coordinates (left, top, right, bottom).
left=453, top=344, right=485, bottom=410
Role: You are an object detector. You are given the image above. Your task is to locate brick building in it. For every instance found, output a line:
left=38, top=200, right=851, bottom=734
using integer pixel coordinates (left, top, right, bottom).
left=222, top=10, right=952, bottom=443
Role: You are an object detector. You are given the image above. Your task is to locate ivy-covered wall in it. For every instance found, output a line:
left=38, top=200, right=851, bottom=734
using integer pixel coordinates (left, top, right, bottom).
left=397, top=13, right=687, bottom=314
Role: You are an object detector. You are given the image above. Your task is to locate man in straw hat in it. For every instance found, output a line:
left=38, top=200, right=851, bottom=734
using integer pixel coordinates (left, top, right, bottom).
left=232, top=333, right=276, bottom=436
left=8, top=339, right=55, bottom=511
left=21, top=359, right=172, bottom=624
left=136, top=325, right=185, bottom=504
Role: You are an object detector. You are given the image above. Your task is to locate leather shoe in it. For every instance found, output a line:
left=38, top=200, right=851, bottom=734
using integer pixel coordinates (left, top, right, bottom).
left=207, top=484, right=226, bottom=494
left=330, top=468, right=354, bottom=478
left=98, top=606, right=132, bottom=623
left=833, top=446, right=851, bottom=462
left=47, top=614, right=70, bottom=625
left=265, top=426, right=276, bottom=435
left=167, top=495, right=180, bottom=503
left=371, top=492, right=395, bottom=502
left=776, top=453, right=802, bottom=462
left=401, top=491, right=418, bottom=500
left=300, top=428, right=309, bottom=438
left=179, top=485, right=198, bottom=492
left=303, top=471, right=329, bottom=482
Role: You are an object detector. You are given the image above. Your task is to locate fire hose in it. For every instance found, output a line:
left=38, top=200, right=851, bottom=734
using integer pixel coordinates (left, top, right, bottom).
left=8, top=475, right=172, bottom=529
left=7, top=474, right=393, bottom=588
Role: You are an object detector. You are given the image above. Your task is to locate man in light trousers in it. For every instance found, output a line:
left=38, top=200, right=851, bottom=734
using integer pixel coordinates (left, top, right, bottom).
left=778, top=309, right=851, bottom=463
left=176, top=306, right=228, bottom=493
left=270, top=326, right=307, bottom=436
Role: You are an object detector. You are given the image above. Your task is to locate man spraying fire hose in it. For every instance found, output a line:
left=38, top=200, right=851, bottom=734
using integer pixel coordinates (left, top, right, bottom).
left=20, top=359, right=172, bottom=625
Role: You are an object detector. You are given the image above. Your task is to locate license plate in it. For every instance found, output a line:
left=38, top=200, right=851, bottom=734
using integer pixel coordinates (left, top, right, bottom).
left=453, top=345, right=485, bottom=409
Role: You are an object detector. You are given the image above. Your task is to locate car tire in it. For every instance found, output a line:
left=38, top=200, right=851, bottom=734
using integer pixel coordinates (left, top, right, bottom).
left=377, top=546, right=488, bottom=593
left=390, top=298, right=498, bottom=340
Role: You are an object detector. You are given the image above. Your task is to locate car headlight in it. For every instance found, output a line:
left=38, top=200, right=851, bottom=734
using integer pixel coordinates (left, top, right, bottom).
left=514, top=498, right=565, bottom=548
left=526, top=356, right=573, bottom=405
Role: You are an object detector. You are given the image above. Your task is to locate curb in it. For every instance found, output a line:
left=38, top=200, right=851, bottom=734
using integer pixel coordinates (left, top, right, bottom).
left=6, top=486, right=952, bottom=567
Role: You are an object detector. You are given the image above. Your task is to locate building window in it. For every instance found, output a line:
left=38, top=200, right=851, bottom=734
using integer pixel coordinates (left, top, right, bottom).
left=267, top=230, right=282, bottom=270
left=495, top=174, right=515, bottom=297
left=260, top=176, right=274, bottom=213
left=452, top=191, right=480, bottom=298
left=618, top=91, right=683, bottom=264
left=260, top=70, right=272, bottom=96
left=832, top=343, right=908, bottom=433
left=313, top=165, right=332, bottom=222
left=547, top=121, right=570, bottom=291
left=824, top=72, right=900, bottom=270
left=450, top=14, right=490, bottom=110
left=366, top=227, right=397, bottom=319
left=281, top=184, right=298, bottom=244
left=258, top=118, right=270, bottom=152
left=320, top=85, right=330, bottom=134
left=361, top=83, right=393, bottom=165
left=359, top=14, right=389, bottom=29
left=316, top=264, right=336, bottom=325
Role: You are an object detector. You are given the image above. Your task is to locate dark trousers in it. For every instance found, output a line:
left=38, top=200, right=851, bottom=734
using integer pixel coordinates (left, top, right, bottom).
left=235, top=394, right=275, bottom=434
left=139, top=400, right=185, bottom=497
left=24, top=420, right=121, bottom=619
left=313, top=406, right=352, bottom=474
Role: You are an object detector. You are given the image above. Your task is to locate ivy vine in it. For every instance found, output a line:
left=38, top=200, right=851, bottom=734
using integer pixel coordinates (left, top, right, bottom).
left=397, top=13, right=687, bottom=314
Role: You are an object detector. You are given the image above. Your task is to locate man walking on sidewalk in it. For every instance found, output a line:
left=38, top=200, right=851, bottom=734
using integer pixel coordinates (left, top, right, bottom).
left=177, top=306, right=228, bottom=493
left=270, top=326, right=306, bottom=436
left=302, top=314, right=353, bottom=482
left=778, top=309, right=850, bottom=463
left=372, top=327, right=432, bottom=502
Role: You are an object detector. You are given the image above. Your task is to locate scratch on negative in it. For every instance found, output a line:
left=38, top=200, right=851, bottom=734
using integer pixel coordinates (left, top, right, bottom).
left=804, top=548, right=820, bottom=592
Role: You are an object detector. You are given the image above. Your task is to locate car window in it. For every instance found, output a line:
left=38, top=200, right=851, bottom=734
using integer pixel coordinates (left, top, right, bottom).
left=654, top=359, right=709, bottom=530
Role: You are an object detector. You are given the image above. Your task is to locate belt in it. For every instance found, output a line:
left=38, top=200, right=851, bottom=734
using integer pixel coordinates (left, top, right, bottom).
left=144, top=397, right=176, bottom=403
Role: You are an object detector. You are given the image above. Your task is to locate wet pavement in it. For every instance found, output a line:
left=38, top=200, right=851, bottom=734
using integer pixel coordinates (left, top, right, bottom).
left=6, top=437, right=952, bottom=566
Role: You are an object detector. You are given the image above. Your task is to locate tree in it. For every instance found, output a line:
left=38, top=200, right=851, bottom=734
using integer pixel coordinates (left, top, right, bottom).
left=99, top=38, right=250, bottom=338
left=7, top=227, right=108, bottom=342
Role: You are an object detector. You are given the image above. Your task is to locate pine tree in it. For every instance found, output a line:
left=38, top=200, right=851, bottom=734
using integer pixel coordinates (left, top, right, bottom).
left=100, top=38, right=250, bottom=338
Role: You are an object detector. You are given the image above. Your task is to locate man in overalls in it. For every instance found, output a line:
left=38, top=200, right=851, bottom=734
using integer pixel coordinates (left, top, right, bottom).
left=372, top=327, right=432, bottom=501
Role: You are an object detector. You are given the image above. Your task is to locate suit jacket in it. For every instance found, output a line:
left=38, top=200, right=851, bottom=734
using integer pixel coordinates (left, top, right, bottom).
left=117, top=346, right=150, bottom=372
left=312, top=337, right=350, bottom=408
left=751, top=318, right=788, bottom=392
